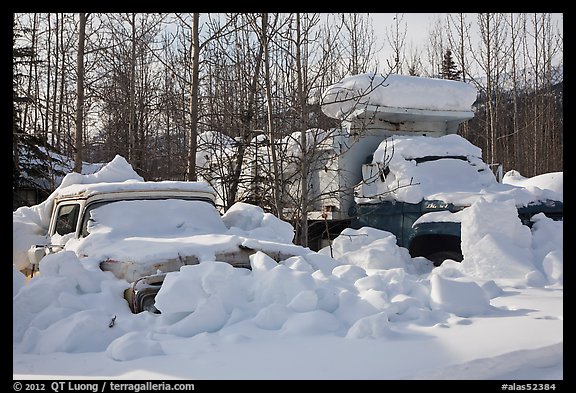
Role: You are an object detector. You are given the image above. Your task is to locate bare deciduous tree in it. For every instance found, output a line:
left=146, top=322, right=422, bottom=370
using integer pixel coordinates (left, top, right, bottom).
left=73, top=12, right=87, bottom=173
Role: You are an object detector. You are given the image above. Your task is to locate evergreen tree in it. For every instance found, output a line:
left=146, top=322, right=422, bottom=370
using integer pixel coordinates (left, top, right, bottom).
left=13, top=15, right=65, bottom=208
left=13, top=14, right=30, bottom=208
left=440, top=49, right=462, bottom=80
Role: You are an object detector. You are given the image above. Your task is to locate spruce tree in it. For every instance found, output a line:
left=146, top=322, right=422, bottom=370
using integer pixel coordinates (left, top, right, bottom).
left=13, top=15, right=65, bottom=208
left=440, top=49, right=462, bottom=80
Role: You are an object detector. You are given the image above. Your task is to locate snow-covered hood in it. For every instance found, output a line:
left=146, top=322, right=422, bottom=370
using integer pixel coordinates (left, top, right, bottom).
left=78, top=233, right=307, bottom=282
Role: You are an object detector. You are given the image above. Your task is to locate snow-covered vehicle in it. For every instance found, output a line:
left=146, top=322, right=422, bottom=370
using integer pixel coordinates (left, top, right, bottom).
left=350, top=134, right=563, bottom=265
left=306, top=73, right=563, bottom=262
left=25, top=179, right=299, bottom=313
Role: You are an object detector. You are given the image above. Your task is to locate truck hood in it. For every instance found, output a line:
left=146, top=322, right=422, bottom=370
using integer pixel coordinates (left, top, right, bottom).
left=358, top=177, right=562, bottom=208
left=65, top=233, right=308, bottom=282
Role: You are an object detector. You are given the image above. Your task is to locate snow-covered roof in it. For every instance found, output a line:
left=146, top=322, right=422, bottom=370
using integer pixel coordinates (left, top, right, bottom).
left=373, top=133, right=482, bottom=162
left=321, top=73, right=478, bottom=121
left=55, top=180, right=216, bottom=200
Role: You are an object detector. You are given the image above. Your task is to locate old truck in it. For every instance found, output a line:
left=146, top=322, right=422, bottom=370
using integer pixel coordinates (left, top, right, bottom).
left=348, top=134, right=563, bottom=265
left=305, top=73, right=563, bottom=262
left=25, top=180, right=299, bottom=313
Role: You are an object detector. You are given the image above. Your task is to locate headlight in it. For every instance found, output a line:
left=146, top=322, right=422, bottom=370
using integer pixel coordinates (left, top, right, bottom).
left=125, top=274, right=165, bottom=313
left=137, top=293, right=159, bottom=314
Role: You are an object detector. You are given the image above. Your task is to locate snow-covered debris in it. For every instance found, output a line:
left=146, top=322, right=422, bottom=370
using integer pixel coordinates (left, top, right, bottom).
left=321, top=73, right=478, bottom=120
left=222, top=202, right=295, bottom=243
left=458, top=198, right=536, bottom=281
left=320, top=226, right=416, bottom=271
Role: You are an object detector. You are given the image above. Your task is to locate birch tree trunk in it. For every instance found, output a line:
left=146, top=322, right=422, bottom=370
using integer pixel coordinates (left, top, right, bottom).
left=296, top=13, right=309, bottom=247
left=74, top=13, right=86, bottom=173
left=186, top=13, right=200, bottom=181
left=261, top=13, right=284, bottom=218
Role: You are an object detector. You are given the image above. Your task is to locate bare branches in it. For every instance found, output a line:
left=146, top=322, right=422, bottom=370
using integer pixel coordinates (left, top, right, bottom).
left=13, top=12, right=562, bottom=222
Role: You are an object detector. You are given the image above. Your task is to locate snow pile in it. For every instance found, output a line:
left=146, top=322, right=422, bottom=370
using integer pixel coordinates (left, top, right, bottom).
left=12, top=251, right=131, bottom=350
left=58, top=154, right=145, bottom=190
left=321, top=73, right=478, bottom=120
left=459, top=198, right=536, bottom=280
left=12, top=155, right=562, bottom=378
left=503, top=170, right=563, bottom=201
left=429, top=274, right=493, bottom=317
left=321, top=226, right=421, bottom=272
left=442, top=197, right=563, bottom=286
left=357, top=134, right=564, bottom=206
left=529, top=213, right=563, bottom=285
left=222, top=202, right=295, bottom=243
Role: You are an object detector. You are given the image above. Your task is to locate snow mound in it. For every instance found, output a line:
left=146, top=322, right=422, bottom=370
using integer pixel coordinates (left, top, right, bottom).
left=531, top=213, right=563, bottom=285
left=319, top=227, right=413, bottom=271
left=503, top=170, right=563, bottom=201
left=459, top=198, right=536, bottom=281
left=457, top=198, right=562, bottom=286
left=429, top=274, right=492, bottom=317
left=223, top=202, right=295, bottom=243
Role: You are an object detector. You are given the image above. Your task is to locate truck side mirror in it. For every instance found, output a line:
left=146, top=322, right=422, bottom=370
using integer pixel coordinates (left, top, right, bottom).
left=27, top=244, right=65, bottom=271
left=27, top=245, right=48, bottom=270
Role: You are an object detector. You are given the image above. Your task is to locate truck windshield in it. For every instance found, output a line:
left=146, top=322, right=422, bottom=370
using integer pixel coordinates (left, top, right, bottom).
left=412, top=155, right=468, bottom=164
left=80, top=199, right=227, bottom=238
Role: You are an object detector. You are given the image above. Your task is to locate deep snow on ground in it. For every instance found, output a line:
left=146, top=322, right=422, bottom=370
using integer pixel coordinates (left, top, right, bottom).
left=12, top=154, right=563, bottom=380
